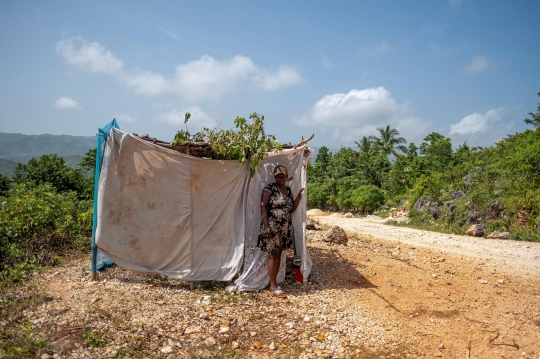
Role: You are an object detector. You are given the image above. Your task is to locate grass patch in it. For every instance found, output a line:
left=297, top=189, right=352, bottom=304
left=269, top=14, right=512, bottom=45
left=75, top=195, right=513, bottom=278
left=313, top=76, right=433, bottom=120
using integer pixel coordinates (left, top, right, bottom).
left=0, top=281, right=51, bottom=359
left=84, top=329, right=109, bottom=348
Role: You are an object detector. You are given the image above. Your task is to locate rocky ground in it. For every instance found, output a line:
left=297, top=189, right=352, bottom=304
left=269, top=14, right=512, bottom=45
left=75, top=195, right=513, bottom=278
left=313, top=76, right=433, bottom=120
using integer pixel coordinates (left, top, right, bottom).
left=2, top=214, right=540, bottom=359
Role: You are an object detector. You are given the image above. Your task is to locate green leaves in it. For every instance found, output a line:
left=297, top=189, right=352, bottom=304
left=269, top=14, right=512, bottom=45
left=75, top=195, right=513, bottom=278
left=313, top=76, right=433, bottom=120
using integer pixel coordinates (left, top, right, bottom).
left=523, top=92, right=540, bottom=128
left=171, top=112, right=282, bottom=176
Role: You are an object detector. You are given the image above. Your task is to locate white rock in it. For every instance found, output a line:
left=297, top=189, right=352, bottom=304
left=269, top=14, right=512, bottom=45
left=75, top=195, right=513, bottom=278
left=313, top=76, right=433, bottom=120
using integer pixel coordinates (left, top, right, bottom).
left=269, top=342, right=277, bottom=350
left=219, top=326, right=230, bottom=333
left=303, top=316, right=311, bottom=322
left=160, top=345, right=173, bottom=353
left=250, top=331, right=257, bottom=337
left=285, top=322, right=294, bottom=329
left=202, top=295, right=212, bottom=305
left=205, top=337, right=217, bottom=346
left=231, top=341, right=239, bottom=349
left=477, top=279, right=488, bottom=284
left=184, top=326, right=201, bottom=334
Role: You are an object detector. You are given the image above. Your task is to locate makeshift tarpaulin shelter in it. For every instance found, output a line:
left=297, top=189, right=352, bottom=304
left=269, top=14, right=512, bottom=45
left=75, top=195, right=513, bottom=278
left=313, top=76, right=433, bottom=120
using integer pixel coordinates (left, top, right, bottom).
left=91, top=120, right=312, bottom=291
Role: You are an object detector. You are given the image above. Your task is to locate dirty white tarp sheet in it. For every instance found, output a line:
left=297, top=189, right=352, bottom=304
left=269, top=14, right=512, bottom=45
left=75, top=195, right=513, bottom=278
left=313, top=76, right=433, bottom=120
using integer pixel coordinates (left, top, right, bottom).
left=96, top=128, right=249, bottom=281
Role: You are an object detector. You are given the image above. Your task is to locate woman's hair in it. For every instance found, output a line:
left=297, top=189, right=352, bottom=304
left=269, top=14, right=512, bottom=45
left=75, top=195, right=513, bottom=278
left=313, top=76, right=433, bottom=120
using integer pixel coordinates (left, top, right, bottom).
left=273, top=165, right=288, bottom=177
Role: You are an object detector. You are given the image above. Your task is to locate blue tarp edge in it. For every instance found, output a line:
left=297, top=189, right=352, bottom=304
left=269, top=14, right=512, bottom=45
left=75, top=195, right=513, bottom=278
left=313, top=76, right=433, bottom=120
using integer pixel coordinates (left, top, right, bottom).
left=90, top=119, right=119, bottom=272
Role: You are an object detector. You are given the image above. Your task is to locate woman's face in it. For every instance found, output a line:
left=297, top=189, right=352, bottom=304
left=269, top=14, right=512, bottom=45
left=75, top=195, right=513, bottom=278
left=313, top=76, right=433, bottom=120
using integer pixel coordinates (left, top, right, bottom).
left=274, top=173, right=287, bottom=186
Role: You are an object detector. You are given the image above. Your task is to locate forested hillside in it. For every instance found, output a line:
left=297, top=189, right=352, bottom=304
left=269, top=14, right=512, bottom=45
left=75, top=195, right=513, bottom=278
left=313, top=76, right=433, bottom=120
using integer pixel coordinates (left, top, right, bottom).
left=308, top=93, right=540, bottom=241
left=0, top=133, right=94, bottom=176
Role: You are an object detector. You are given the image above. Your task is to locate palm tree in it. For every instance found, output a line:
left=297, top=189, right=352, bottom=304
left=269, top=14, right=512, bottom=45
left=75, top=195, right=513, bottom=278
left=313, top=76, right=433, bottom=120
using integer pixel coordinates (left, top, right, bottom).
left=375, top=125, right=409, bottom=157
left=355, top=135, right=376, bottom=153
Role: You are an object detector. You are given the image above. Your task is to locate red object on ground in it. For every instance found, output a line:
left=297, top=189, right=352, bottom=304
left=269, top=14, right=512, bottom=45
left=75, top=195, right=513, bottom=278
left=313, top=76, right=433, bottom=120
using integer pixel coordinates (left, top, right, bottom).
left=294, top=268, right=303, bottom=283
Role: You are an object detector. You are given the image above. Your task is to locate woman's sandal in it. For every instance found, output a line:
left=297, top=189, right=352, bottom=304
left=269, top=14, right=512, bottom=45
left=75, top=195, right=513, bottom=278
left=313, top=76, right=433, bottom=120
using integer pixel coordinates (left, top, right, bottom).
left=268, top=288, right=287, bottom=299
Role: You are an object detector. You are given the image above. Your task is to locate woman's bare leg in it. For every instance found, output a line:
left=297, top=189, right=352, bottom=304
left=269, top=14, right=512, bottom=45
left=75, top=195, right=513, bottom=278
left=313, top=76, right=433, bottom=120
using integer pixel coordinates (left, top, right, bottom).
left=268, top=248, right=282, bottom=291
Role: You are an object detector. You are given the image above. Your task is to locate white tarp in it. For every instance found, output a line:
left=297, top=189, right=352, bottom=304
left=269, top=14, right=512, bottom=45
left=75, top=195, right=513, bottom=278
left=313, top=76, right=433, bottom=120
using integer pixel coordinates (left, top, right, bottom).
left=96, top=128, right=249, bottom=281
left=95, top=128, right=311, bottom=289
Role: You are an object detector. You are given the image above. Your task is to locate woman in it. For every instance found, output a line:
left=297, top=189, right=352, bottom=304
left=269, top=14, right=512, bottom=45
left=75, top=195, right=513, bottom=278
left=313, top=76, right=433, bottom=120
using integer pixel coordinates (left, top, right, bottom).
left=258, top=165, right=304, bottom=298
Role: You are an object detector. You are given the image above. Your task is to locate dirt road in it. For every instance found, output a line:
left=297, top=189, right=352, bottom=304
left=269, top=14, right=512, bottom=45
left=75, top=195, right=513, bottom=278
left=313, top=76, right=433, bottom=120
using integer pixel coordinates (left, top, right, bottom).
left=311, top=214, right=540, bottom=359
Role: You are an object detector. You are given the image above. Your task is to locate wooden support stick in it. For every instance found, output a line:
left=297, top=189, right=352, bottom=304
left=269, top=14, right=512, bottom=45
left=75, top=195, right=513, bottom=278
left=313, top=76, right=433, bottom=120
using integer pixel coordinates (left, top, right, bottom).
left=91, top=271, right=98, bottom=281
left=303, top=281, right=308, bottom=294
left=293, top=134, right=315, bottom=149
left=190, top=282, right=194, bottom=290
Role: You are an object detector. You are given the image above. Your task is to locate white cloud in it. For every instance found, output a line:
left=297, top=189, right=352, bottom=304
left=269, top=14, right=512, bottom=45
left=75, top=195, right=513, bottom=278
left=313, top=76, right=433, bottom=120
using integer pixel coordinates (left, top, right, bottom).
left=156, top=107, right=216, bottom=130
left=252, top=65, right=304, bottom=92
left=170, top=55, right=303, bottom=101
left=56, top=37, right=123, bottom=74
left=295, top=87, right=430, bottom=144
left=114, top=113, right=137, bottom=124
left=171, top=55, right=255, bottom=101
left=56, top=37, right=303, bottom=101
left=123, top=70, right=171, bottom=96
left=462, top=55, right=488, bottom=73
left=53, top=97, right=81, bottom=110
left=449, top=108, right=504, bottom=135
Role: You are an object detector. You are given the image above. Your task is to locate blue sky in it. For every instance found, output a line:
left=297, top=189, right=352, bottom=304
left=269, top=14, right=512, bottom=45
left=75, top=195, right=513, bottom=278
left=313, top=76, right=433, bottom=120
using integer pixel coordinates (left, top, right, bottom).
left=1, top=0, right=539, bottom=149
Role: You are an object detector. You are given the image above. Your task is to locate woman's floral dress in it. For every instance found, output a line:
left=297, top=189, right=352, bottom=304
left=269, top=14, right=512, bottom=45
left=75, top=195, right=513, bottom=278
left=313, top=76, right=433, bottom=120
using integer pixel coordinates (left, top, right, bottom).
left=257, top=183, right=293, bottom=252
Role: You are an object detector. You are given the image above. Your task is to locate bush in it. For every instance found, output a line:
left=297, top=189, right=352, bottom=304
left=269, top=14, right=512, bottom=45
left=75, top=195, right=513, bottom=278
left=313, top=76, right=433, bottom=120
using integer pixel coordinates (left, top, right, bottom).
left=0, top=184, right=92, bottom=282
left=351, top=185, right=386, bottom=214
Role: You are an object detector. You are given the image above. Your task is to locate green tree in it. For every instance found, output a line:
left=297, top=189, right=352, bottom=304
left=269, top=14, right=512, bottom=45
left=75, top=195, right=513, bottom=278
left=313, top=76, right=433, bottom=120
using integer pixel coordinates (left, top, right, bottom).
left=332, top=147, right=358, bottom=178
left=357, top=142, right=391, bottom=188
left=79, top=148, right=97, bottom=175
left=311, top=146, right=333, bottom=180
left=407, top=142, right=419, bottom=158
left=524, top=92, right=540, bottom=128
left=350, top=185, right=386, bottom=213
left=78, top=148, right=98, bottom=199
left=355, top=136, right=376, bottom=153
left=419, top=132, right=453, bottom=171
left=0, top=173, right=10, bottom=196
left=12, top=154, right=88, bottom=198
left=375, top=125, right=409, bottom=157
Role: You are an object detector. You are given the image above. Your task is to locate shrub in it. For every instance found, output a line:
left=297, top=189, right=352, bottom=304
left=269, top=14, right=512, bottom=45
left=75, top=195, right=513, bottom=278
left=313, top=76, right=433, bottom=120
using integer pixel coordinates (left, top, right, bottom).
left=0, top=184, right=92, bottom=282
left=351, top=185, right=386, bottom=214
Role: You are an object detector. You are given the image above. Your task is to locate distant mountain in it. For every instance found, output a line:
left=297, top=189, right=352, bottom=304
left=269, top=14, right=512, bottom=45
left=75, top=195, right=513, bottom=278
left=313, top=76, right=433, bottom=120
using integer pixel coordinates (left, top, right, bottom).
left=0, top=132, right=95, bottom=177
